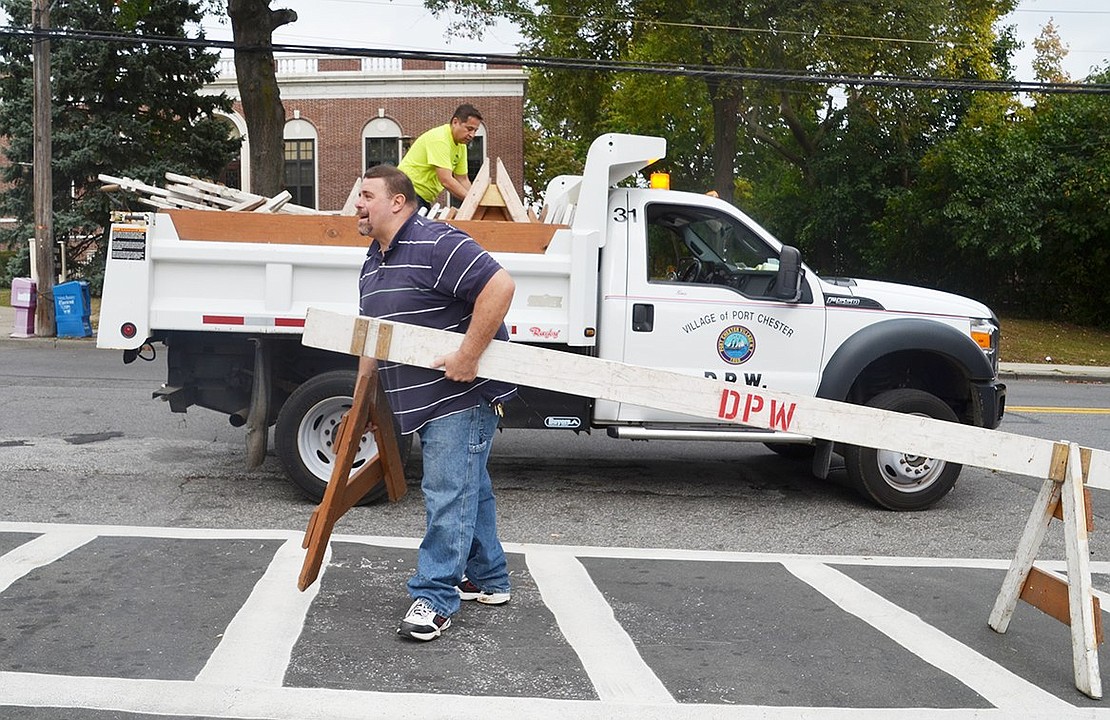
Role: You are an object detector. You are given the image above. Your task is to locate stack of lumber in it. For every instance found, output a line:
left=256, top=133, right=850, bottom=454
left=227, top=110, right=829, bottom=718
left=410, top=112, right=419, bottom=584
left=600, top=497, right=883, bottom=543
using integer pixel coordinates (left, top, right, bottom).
left=98, top=158, right=568, bottom=223
left=98, top=172, right=320, bottom=215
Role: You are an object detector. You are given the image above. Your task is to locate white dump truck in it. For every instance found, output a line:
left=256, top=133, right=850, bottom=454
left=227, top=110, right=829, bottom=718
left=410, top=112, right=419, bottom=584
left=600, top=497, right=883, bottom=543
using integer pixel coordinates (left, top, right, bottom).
left=97, top=133, right=1006, bottom=510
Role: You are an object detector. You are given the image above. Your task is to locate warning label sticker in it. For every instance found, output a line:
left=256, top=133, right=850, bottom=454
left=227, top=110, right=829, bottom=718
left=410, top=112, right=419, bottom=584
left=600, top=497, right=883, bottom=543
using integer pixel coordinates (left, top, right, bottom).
left=111, top=229, right=147, bottom=261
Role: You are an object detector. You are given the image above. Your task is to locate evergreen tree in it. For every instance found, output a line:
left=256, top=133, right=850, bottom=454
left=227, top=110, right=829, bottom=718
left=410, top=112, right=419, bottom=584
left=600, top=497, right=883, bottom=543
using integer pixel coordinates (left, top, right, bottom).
left=0, top=0, right=240, bottom=291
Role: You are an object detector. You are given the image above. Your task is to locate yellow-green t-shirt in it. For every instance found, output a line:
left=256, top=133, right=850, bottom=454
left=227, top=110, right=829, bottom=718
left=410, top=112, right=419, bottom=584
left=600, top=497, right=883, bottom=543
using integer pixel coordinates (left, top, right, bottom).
left=397, top=123, right=469, bottom=204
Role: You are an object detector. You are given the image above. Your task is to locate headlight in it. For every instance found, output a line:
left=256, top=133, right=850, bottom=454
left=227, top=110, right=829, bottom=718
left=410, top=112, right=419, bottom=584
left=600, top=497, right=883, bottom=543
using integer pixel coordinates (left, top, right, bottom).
left=971, top=317, right=1000, bottom=374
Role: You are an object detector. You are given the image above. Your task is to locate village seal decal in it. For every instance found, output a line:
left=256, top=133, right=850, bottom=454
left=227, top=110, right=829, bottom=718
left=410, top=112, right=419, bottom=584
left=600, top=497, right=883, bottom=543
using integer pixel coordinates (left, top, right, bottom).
left=717, top=325, right=756, bottom=364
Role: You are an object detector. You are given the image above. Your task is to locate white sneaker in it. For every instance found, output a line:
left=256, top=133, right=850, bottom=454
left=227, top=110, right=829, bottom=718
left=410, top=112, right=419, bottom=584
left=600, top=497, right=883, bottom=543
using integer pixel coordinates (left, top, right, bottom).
left=457, top=578, right=511, bottom=605
left=398, top=598, right=451, bottom=641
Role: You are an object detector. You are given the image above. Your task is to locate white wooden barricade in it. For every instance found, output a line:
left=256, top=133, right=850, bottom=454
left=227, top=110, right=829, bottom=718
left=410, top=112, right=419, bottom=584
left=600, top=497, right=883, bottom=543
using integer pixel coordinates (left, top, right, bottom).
left=301, top=308, right=1110, bottom=698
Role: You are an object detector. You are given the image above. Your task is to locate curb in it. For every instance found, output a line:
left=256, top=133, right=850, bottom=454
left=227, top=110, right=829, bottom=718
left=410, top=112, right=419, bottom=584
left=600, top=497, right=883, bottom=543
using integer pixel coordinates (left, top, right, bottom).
left=998, top=363, right=1110, bottom=382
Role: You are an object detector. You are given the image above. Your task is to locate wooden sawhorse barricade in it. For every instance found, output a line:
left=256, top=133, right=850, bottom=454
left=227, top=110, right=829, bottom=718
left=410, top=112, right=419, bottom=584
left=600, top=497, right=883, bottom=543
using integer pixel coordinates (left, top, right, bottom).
left=297, top=369, right=407, bottom=591
left=990, top=441, right=1102, bottom=698
left=297, top=308, right=1110, bottom=698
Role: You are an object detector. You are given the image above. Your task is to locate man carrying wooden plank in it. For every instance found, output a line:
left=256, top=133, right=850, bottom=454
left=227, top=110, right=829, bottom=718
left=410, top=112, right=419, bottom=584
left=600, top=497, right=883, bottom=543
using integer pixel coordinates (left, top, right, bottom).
left=355, top=164, right=517, bottom=641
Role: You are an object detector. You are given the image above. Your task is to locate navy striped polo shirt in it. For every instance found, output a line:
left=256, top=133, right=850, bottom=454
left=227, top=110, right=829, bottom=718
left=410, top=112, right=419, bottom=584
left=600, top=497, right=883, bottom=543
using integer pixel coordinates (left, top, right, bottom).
left=358, top=212, right=517, bottom=434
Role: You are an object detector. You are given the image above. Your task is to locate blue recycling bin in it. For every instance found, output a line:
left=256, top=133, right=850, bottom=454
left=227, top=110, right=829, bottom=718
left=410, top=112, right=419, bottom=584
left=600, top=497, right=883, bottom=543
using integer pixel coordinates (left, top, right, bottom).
left=53, top=280, right=92, bottom=338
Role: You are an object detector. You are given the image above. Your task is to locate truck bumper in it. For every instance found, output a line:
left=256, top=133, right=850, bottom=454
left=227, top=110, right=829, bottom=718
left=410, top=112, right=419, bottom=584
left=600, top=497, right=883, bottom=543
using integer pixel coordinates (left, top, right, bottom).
left=974, top=380, right=1006, bottom=429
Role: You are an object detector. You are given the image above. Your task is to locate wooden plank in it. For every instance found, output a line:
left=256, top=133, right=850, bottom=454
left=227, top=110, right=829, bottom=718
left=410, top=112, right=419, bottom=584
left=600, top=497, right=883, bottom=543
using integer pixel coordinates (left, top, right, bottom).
left=454, top=157, right=490, bottom=221
left=495, top=157, right=531, bottom=222
left=275, top=202, right=322, bottom=216
left=254, top=190, right=292, bottom=213
left=164, top=172, right=262, bottom=204
left=480, top=184, right=507, bottom=206
left=226, top=196, right=267, bottom=212
left=167, top=209, right=366, bottom=246
left=157, top=194, right=215, bottom=211
left=989, top=477, right=1062, bottom=634
left=340, top=177, right=361, bottom=216
left=99, top=173, right=173, bottom=199
left=166, top=182, right=239, bottom=208
left=448, top=220, right=562, bottom=253
left=1049, top=442, right=1070, bottom=482
left=1061, top=441, right=1102, bottom=697
left=163, top=209, right=562, bottom=254
left=1052, top=487, right=1094, bottom=531
left=371, top=377, right=407, bottom=503
left=1020, top=567, right=1103, bottom=645
left=300, top=309, right=1110, bottom=486
left=166, top=180, right=239, bottom=205
left=298, top=371, right=374, bottom=590
left=297, top=371, right=406, bottom=591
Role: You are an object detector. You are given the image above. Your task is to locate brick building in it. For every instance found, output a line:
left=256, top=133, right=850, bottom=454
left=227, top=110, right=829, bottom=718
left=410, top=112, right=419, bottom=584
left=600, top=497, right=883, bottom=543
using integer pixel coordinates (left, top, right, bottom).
left=205, top=56, right=527, bottom=212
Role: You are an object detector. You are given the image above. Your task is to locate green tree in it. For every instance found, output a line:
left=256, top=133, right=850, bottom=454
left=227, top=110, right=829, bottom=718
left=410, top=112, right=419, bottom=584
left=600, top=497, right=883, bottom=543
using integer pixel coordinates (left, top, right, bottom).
left=1031, top=19, right=1068, bottom=83
left=0, top=0, right=240, bottom=291
left=429, top=0, right=1018, bottom=273
left=871, top=64, right=1110, bottom=329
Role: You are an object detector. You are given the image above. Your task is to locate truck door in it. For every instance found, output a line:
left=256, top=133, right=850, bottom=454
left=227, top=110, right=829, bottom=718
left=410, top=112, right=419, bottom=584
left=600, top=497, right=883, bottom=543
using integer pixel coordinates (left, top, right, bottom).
left=604, top=196, right=827, bottom=424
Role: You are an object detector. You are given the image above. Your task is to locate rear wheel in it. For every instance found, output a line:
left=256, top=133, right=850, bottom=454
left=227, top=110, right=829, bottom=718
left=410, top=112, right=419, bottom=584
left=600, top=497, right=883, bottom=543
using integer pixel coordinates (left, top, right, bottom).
left=274, top=370, right=411, bottom=504
left=843, top=389, right=961, bottom=511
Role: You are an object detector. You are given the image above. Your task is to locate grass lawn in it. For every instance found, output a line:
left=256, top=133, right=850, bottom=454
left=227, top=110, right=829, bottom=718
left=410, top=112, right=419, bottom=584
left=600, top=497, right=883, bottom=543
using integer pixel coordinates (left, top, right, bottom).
left=999, top=317, right=1110, bottom=366
left=2, top=288, right=1107, bottom=365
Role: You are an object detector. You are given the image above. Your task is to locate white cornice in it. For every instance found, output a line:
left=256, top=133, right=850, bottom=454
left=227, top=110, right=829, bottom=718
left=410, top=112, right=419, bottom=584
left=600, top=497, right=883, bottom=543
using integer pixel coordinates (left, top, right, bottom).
left=202, top=68, right=528, bottom=101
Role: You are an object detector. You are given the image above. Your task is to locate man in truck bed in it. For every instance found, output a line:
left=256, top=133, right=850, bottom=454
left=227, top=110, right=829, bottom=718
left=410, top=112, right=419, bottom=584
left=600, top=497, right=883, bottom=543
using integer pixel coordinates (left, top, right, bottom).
left=397, top=103, right=482, bottom=210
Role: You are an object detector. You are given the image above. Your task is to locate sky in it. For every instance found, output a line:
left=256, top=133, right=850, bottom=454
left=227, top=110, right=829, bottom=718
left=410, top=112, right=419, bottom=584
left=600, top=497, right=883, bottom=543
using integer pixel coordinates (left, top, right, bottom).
left=195, top=0, right=1109, bottom=83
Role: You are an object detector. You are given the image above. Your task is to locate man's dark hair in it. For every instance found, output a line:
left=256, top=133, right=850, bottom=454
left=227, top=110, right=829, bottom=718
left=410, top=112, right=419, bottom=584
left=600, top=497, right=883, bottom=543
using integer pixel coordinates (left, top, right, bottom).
left=363, top=164, right=417, bottom=207
left=452, top=103, right=483, bottom=124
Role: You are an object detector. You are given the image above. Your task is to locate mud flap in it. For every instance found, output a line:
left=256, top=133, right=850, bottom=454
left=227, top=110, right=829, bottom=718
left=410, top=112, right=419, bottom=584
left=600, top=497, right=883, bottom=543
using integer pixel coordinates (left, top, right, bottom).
left=245, top=337, right=271, bottom=468
left=812, top=439, right=834, bottom=479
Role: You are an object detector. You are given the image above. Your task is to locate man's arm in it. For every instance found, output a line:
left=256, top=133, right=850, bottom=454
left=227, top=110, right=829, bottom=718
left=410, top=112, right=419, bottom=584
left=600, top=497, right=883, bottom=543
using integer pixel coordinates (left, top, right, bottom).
left=434, top=268, right=514, bottom=382
left=436, top=166, right=473, bottom=202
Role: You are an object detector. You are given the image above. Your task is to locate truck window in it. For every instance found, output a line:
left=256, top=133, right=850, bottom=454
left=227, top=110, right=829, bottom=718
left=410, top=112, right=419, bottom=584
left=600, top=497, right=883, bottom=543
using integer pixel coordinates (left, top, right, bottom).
left=645, top=203, right=780, bottom=298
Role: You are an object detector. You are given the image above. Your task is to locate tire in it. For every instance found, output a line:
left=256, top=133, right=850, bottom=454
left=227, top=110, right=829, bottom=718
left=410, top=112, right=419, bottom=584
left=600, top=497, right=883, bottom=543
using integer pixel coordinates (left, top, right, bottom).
left=842, top=388, right=962, bottom=511
left=274, top=370, right=411, bottom=505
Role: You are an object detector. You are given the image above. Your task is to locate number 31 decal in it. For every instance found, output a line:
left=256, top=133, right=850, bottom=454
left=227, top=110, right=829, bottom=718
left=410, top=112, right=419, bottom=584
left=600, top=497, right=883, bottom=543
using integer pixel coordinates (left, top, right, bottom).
left=613, top=207, right=638, bottom=223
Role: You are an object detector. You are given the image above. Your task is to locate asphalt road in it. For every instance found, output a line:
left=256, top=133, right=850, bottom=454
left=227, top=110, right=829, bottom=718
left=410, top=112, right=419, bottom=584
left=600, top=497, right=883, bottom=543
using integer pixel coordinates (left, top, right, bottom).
left=2, top=337, right=1109, bottom=559
left=3, top=336, right=1110, bottom=718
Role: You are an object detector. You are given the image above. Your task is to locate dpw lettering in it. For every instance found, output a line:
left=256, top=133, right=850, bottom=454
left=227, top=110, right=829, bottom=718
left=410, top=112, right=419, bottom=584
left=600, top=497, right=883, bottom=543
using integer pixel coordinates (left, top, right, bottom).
left=717, top=388, right=797, bottom=431
left=703, top=372, right=764, bottom=387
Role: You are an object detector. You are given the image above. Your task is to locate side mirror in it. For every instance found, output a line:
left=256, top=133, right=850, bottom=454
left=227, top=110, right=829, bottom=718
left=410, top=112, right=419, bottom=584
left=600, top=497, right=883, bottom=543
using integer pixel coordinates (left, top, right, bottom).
left=772, top=245, right=804, bottom=302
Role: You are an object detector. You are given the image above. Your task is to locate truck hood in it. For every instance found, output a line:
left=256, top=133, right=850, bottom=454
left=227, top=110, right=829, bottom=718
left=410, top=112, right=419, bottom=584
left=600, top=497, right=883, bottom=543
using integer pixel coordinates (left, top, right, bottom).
left=818, top=276, right=995, bottom=319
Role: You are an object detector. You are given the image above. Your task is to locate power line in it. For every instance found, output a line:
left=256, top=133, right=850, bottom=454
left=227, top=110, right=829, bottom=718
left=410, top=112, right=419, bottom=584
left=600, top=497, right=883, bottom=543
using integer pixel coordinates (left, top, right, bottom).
left=3, top=25, right=1109, bottom=96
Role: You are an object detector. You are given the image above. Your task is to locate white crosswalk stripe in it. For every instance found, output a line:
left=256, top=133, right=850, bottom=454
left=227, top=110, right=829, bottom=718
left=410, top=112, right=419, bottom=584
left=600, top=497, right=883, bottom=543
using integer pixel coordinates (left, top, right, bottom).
left=1, top=520, right=1108, bottom=718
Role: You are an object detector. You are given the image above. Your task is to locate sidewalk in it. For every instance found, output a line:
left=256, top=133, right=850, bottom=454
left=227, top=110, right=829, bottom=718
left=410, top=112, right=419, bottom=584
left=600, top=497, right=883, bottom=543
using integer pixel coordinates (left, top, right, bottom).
left=2, top=301, right=1108, bottom=381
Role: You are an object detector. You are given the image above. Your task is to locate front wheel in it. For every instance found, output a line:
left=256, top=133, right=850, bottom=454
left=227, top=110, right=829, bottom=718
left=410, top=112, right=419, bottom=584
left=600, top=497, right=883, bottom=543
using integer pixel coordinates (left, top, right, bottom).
left=274, top=370, right=411, bottom=504
left=842, top=389, right=962, bottom=511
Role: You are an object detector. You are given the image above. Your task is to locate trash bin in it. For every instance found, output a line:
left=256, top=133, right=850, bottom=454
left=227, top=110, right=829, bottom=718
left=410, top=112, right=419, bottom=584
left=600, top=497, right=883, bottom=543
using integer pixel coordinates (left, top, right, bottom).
left=10, top=277, right=36, bottom=337
left=53, top=279, right=92, bottom=338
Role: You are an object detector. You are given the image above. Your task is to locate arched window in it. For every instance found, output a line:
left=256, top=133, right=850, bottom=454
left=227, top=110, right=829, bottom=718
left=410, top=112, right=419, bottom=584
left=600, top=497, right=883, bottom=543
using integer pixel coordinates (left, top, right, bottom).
left=216, top=112, right=247, bottom=190
left=362, top=116, right=402, bottom=170
left=284, top=118, right=318, bottom=209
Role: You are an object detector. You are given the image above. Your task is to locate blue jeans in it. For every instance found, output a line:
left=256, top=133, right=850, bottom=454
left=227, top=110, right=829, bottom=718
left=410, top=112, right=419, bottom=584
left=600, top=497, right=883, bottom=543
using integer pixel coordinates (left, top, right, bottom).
left=408, top=404, right=509, bottom=616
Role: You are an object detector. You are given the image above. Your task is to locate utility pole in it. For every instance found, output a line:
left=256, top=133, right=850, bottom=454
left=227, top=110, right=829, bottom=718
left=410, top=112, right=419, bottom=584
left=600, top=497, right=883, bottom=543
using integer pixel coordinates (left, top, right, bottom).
left=32, top=0, right=56, bottom=337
